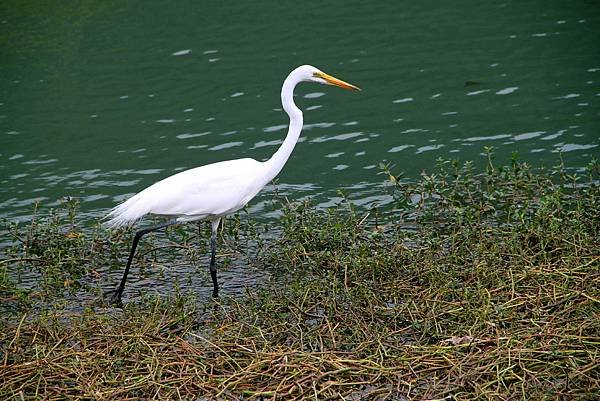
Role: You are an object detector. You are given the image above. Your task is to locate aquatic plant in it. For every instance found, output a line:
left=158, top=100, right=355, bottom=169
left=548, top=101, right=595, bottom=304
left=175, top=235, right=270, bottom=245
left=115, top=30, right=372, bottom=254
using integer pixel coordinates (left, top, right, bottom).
left=1, top=154, right=598, bottom=400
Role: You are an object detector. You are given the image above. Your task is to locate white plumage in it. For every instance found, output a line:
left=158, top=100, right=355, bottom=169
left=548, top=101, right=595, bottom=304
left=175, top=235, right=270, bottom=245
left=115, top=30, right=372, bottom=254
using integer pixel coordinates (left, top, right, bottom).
left=105, top=158, right=266, bottom=227
left=105, top=65, right=360, bottom=303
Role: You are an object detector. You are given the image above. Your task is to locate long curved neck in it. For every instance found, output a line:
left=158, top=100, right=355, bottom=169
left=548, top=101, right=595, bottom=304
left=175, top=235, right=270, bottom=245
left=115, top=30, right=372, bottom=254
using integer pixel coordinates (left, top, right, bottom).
left=263, top=74, right=304, bottom=181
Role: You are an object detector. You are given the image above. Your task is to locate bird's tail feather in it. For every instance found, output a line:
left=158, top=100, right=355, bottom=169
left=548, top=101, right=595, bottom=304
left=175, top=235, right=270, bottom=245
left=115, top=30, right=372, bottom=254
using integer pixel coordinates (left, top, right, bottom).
left=103, top=194, right=150, bottom=229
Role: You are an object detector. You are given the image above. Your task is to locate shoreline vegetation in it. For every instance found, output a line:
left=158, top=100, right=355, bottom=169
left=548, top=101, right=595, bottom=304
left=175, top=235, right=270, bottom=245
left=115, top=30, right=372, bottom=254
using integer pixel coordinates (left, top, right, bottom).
left=1, top=153, right=599, bottom=400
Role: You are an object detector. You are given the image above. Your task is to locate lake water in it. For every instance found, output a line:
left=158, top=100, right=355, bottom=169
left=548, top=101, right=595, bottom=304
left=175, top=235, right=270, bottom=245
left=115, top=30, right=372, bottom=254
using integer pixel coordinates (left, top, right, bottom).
left=1, top=1, right=599, bottom=222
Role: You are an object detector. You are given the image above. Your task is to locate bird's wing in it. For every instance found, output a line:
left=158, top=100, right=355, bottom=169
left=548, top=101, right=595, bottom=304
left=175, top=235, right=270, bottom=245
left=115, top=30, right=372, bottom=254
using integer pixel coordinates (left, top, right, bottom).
left=138, top=158, right=266, bottom=218
left=105, top=158, right=267, bottom=227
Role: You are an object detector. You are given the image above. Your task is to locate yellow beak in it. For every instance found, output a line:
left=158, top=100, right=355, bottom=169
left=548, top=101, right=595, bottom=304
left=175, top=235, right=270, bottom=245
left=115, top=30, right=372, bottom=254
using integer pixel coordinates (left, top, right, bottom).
left=315, top=71, right=361, bottom=91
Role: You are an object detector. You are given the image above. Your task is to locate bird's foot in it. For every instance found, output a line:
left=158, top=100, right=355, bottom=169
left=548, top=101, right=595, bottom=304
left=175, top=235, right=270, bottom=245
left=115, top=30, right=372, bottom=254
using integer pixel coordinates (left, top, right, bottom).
left=105, top=288, right=124, bottom=306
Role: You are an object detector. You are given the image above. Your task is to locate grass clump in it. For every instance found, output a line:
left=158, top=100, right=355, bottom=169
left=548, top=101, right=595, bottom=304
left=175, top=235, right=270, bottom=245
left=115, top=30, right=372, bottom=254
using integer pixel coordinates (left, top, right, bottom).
left=0, top=199, right=117, bottom=311
left=1, top=154, right=598, bottom=400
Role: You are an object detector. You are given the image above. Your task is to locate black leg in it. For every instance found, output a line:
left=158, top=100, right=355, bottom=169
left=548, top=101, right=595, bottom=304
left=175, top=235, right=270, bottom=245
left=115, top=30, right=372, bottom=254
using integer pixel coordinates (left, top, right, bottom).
left=109, top=220, right=177, bottom=305
left=210, top=218, right=221, bottom=298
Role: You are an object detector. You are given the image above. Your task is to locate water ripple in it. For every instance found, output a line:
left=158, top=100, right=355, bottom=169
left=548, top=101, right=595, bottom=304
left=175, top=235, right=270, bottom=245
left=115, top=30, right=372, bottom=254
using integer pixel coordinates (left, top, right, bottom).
left=304, top=122, right=336, bottom=130
left=333, top=164, right=349, bottom=170
left=310, top=132, right=362, bottom=143
left=416, top=144, right=445, bottom=154
left=467, top=89, right=490, bottom=96
left=463, top=134, right=512, bottom=142
left=263, top=124, right=287, bottom=133
left=209, top=141, right=243, bottom=151
left=176, top=132, right=211, bottom=139
left=304, top=92, right=325, bottom=99
left=555, top=143, right=598, bottom=152
left=252, top=139, right=282, bottom=149
left=553, top=93, right=580, bottom=100
left=172, top=49, right=191, bottom=56
left=513, top=131, right=545, bottom=141
left=496, top=87, right=519, bottom=95
left=541, top=130, right=566, bottom=140
left=388, top=144, right=414, bottom=153
left=22, top=158, right=58, bottom=165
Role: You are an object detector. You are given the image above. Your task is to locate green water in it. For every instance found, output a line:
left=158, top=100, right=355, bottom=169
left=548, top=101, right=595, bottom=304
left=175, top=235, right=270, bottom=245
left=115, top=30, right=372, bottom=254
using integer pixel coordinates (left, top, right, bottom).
left=1, top=0, right=599, bottom=222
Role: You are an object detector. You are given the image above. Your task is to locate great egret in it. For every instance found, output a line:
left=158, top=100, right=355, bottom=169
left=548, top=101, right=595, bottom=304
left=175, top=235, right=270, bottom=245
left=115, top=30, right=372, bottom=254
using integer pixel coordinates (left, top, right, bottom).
left=105, top=65, right=360, bottom=304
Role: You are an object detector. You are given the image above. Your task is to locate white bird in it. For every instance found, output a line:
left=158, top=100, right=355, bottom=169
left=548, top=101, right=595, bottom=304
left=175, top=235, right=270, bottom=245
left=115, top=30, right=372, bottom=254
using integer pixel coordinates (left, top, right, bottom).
left=105, top=65, right=360, bottom=304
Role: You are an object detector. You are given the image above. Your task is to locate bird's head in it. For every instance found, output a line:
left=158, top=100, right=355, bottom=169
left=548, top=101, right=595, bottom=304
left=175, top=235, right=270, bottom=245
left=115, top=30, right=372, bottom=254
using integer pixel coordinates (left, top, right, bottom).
left=294, top=65, right=361, bottom=91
